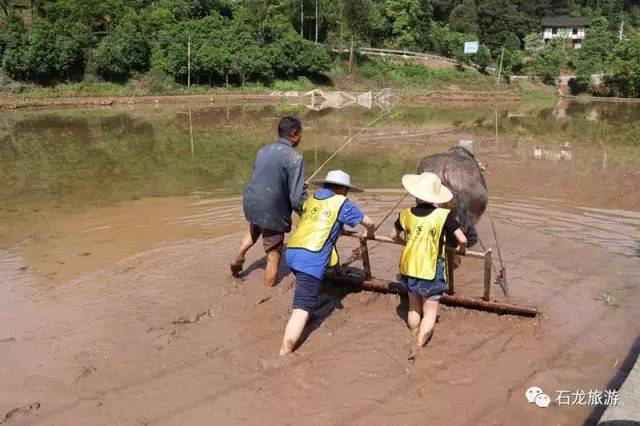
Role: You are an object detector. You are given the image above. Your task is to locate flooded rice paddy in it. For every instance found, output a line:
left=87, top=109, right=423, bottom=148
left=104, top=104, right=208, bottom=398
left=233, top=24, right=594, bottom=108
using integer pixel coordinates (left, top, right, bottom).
left=0, top=98, right=639, bottom=425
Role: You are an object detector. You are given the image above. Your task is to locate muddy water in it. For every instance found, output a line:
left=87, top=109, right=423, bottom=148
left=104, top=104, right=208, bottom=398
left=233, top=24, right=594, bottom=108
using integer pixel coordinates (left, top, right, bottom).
left=0, top=100, right=639, bottom=425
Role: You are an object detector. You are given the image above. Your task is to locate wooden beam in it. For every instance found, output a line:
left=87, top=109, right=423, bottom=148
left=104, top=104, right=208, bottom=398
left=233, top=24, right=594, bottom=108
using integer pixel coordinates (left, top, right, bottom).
left=341, top=231, right=486, bottom=259
left=325, top=273, right=538, bottom=318
left=446, top=249, right=455, bottom=295
left=359, top=238, right=372, bottom=280
left=483, top=249, right=492, bottom=301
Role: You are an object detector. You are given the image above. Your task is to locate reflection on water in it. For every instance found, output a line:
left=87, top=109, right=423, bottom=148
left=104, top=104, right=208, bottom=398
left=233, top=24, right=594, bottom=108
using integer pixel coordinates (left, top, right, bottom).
left=0, top=100, right=639, bottom=257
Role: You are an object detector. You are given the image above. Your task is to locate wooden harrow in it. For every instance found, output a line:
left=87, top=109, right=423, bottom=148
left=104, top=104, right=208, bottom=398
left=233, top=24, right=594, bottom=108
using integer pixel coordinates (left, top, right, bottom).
left=326, top=232, right=538, bottom=317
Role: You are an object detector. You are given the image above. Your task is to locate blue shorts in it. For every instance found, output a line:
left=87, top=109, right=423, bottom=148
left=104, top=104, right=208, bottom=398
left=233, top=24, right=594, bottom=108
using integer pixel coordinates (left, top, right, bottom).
left=292, top=271, right=322, bottom=312
left=401, top=258, right=447, bottom=300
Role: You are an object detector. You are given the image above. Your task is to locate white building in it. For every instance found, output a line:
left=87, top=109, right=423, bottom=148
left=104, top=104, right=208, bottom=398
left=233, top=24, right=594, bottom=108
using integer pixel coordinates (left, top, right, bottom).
left=541, top=17, right=591, bottom=49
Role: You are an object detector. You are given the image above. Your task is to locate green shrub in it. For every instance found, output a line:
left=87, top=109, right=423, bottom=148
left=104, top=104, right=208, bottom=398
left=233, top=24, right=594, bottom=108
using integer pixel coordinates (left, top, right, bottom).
left=272, top=77, right=314, bottom=92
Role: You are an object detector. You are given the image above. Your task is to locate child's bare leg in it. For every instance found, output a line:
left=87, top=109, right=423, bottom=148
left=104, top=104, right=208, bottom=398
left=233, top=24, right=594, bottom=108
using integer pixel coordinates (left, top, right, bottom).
left=264, top=250, right=281, bottom=287
left=280, top=309, right=309, bottom=355
left=407, top=293, right=423, bottom=331
left=417, top=299, right=439, bottom=347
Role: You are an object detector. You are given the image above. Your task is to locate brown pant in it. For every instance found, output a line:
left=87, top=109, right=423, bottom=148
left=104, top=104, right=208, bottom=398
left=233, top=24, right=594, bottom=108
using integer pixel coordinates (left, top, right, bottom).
left=249, top=223, right=284, bottom=253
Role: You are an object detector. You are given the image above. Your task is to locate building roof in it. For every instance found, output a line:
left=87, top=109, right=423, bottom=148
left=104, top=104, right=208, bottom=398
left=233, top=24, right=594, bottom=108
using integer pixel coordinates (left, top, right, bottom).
left=542, top=17, right=591, bottom=27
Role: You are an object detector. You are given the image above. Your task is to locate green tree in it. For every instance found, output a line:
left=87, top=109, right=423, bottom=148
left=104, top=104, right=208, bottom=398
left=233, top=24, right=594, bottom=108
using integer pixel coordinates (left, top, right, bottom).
left=431, top=0, right=457, bottom=21
left=449, top=0, right=479, bottom=35
left=426, top=22, right=476, bottom=64
left=2, top=18, right=86, bottom=82
left=628, top=6, right=640, bottom=29
left=229, top=7, right=271, bottom=86
left=472, top=45, right=492, bottom=72
left=524, top=32, right=543, bottom=53
left=0, top=14, right=23, bottom=64
left=597, top=0, right=624, bottom=31
left=384, top=0, right=422, bottom=50
left=39, top=0, right=123, bottom=43
left=574, top=17, right=614, bottom=80
left=498, top=33, right=525, bottom=76
left=196, top=16, right=233, bottom=85
left=416, top=0, right=434, bottom=49
left=605, top=29, right=640, bottom=97
left=343, top=0, right=376, bottom=72
left=267, top=26, right=330, bottom=79
left=529, top=39, right=564, bottom=84
left=94, top=9, right=150, bottom=80
left=477, top=0, right=526, bottom=50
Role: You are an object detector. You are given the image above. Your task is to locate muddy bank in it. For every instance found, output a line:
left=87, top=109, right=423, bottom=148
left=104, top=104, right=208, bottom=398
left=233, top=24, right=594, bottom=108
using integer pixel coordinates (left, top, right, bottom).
left=0, top=89, right=524, bottom=110
left=0, top=193, right=638, bottom=426
left=0, top=93, right=279, bottom=110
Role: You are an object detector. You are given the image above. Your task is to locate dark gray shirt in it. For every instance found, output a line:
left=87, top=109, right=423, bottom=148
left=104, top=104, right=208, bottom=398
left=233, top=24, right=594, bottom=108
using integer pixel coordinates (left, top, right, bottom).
left=243, top=138, right=307, bottom=233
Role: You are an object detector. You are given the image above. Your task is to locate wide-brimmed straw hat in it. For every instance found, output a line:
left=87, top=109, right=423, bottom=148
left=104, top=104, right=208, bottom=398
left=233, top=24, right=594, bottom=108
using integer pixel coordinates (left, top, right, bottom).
left=401, top=172, right=453, bottom=204
left=309, top=170, right=364, bottom=192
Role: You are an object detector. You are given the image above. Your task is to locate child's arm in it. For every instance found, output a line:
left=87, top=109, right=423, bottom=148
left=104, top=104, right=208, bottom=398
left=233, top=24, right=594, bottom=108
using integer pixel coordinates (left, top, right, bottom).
left=389, top=226, right=406, bottom=245
left=360, top=215, right=376, bottom=239
left=454, top=228, right=467, bottom=254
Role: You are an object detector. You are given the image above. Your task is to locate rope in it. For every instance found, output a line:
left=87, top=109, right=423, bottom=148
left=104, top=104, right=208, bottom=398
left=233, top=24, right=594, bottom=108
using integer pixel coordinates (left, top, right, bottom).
left=340, top=192, right=408, bottom=268
left=487, top=209, right=505, bottom=271
left=375, top=193, right=409, bottom=231
left=477, top=204, right=508, bottom=297
left=307, top=111, right=390, bottom=181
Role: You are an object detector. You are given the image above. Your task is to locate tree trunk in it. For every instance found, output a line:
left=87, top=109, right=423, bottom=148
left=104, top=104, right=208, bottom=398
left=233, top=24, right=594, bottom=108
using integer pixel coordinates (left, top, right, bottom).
left=348, top=36, right=355, bottom=75
left=225, top=72, right=229, bottom=87
left=339, top=0, right=343, bottom=51
left=315, top=0, right=318, bottom=43
left=300, top=0, right=304, bottom=37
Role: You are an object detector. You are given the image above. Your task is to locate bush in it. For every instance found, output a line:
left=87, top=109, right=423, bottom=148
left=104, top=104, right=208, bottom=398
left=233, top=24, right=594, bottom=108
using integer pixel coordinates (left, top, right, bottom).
left=358, top=61, right=380, bottom=79
left=0, top=72, right=29, bottom=93
left=272, top=77, right=314, bottom=92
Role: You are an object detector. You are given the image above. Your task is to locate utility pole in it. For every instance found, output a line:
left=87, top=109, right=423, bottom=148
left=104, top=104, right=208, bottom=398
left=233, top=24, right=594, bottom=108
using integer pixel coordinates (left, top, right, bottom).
left=300, top=0, right=304, bottom=37
left=315, top=0, right=318, bottom=43
left=187, top=34, right=191, bottom=87
left=496, top=47, right=505, bottom=84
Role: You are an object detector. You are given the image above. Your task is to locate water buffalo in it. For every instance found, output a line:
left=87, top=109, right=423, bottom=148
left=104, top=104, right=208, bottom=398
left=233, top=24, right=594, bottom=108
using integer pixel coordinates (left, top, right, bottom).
left=417, top=146, right=488, bottom=246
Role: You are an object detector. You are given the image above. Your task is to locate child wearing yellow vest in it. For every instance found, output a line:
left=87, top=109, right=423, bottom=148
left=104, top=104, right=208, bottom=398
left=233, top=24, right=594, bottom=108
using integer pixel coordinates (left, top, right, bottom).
left=280, top=170, right=376, bottom=355
left=390, top=173, right=467, bottom=357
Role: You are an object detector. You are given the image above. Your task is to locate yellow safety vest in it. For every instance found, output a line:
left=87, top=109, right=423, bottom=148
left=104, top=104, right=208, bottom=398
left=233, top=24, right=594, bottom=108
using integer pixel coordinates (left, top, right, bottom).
left=288, top=193, right=347, bottom=267
left=399, top=207, right=450, bottom=280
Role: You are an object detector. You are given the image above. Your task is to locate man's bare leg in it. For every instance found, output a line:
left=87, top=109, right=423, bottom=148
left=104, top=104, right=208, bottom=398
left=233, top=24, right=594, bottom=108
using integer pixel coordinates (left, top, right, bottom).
left=417, top=299, right=439, bottom=347
left=264, top=250, right=281, bottom=287
left=230, top=227, right=258, bottom=276
left=407, top=293, right=423, bottom=331
left=280, top=308, right=310, bottom=355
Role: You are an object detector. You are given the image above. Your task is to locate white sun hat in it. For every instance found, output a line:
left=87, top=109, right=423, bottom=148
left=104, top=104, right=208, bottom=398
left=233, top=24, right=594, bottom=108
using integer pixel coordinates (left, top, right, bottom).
left=401, top=172, right=453, bottom=204
left=309, top=170, right=364, bottom=192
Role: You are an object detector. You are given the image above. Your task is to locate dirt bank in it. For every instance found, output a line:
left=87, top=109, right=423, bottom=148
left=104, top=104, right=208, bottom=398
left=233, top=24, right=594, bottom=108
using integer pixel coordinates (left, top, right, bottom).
left=0, top=89, right=524, bottom=110
left=0, top=193, right=638, bottom=426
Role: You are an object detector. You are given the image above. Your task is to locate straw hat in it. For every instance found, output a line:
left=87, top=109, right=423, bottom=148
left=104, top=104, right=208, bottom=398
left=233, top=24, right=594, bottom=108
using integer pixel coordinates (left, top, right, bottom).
left=401, top=172, right=453, bottom=204
left=309, top=170, right=364, bottom=192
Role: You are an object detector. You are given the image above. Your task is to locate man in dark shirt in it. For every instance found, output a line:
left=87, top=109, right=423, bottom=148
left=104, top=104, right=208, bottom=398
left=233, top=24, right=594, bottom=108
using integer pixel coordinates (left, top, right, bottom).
left=230, top=116, right=307, bottom=286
